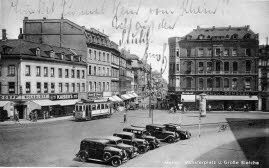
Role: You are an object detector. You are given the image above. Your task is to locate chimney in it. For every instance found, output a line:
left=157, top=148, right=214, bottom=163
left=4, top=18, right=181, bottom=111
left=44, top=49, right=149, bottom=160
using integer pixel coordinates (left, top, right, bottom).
left=212, top=26, right=215, bottom=30
left=18, top=28, right=23, bottom=39
left=2, top=29, right=7, bottom=40
left=24, top=17, right=28, bottom=20
left=246, top=25, right=250, bottom=31
left=266, top=37, right=268, bottom=46
left=20, top=28, right=22, bottom=34
left=228, top=25, right=231, bottom=29
left=43, top=17, right=46, bottom=20
left=61, top=14, right=64, bottom=19
left=197, top=25, right=200, bottom=30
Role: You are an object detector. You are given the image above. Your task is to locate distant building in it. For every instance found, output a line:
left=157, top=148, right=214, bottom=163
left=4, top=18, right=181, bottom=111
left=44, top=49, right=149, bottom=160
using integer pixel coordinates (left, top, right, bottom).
left=258, top=44, right=269, bottom=111
left=0, top=38, right=87, bottom=119
left=168, top=25, right=259, bottom=111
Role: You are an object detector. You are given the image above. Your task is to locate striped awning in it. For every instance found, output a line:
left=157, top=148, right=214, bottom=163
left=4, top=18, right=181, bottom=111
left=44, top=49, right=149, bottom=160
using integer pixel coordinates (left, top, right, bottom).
left=112, top=95, right=123, bottom=102
left=121, top=94, right=132, bottom=100
left=0, top=101, right=9, bottom=107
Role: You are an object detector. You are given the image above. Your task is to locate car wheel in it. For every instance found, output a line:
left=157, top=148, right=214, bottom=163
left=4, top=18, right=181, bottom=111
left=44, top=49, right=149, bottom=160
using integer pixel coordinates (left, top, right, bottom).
left=103, top=152, right=111, bottom=161
left=149, top=143, right=155, bottom=150
left=79, top=151, right=87, bottom=162
left=167, top=137, right=174, bottom=143
left=111, top=157, right=122, bottom=167
left=138, top=147, right=146, bottom=154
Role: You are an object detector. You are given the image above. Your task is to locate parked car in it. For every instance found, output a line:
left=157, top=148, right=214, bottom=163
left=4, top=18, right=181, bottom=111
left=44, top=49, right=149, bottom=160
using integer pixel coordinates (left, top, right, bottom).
left=128, top=102, right=137, bottom=110
left=163, top=123, right=191, bottom=140
left=113, top=132, right=149, bottom=154
left=145, top=124, right=180, bottom=143
left=76, top=138, right=128, bottom=167
left=123, top=127, right=160, bottom=150
left=105, top=136, right=139, bottom=159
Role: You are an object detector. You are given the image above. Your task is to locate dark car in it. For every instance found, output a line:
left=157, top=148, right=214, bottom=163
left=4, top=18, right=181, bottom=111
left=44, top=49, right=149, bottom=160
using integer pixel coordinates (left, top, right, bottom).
left=145, top=124, right=180, bottom=143
left=123, top=127, right=160, bottom=150
left=163, top=123, right=191, bottom=140
left=113, top=132, right=149, bottom=154
left=76, top=138, right=128, bottom=167
left=105, top=136, right=139, bottom=159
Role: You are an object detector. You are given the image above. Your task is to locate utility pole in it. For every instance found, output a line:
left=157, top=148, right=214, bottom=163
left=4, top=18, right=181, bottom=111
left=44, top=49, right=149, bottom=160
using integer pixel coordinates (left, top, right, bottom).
left=149, top=64, right=152, bottom=122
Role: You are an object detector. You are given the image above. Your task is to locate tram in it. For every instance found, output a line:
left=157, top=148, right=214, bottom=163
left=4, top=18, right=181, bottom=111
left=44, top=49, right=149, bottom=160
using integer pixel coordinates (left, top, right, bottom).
left=74, top=99, right=112, bottom=120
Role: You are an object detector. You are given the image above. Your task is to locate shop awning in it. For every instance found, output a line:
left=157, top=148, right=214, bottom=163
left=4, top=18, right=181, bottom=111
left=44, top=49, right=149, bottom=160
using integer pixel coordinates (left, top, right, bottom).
left=112, top=95, right=123, bottom=102
left=31, top=100, right=61, bottom=106
left=59, top=99, right=80, bottom=106
left=206, top=95, right=258, bottom=101
left=127, top=93, right=136, bottom=98
left=121, top=94, right=132, bottom=100
left=181, top=95, right=196, bottom=102
left=108, top=97, right=117, bottom=102
left=0, top=101, right=9, bottom=107
left=132, top=93, right=139, bottom=97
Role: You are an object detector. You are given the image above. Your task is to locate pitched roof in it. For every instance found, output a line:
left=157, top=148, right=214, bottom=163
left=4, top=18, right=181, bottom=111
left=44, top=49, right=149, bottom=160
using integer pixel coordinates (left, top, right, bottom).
left=185, top=25, right=258, bottom=40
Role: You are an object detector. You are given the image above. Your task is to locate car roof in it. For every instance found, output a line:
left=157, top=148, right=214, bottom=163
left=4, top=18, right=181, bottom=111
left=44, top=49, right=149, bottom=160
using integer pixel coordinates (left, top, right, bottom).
left=165, top=123, right=181, bottom=126
left=124, top=127, right=146, bottom=131
left=82, top=138, right=109, bottom=144
left=105, top=136, right=122, bottom=141
left=114, top=131, right=134, bottom=136
left=147, top=124, right=165, bottom=128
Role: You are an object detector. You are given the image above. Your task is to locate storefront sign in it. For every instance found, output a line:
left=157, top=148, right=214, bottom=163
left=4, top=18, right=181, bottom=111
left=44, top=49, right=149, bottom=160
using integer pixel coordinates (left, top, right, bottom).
left=49, top=94, right=78, bottom=100
left=0, top=94, right=49, bottom=100
left=88, top=93, right=95, bottom=97
left=95, top=92, right=103, bottom=97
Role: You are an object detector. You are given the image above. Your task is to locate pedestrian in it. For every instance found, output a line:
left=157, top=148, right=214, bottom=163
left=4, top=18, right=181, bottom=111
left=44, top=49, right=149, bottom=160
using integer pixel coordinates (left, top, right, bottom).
left=14, top=111, right=19, bottom=123
left=178, top=104, right=182, bottom=112
left=34, top=111, right=38, bottom=122
left=208, top=104, right=211, bottom=112
left=243, top=104, right=247, bottom=112
left=183, top=106, right=186, bottom=113
left=174, top=105, right=177, bottom=113
left=123, top=109, right=127, bottom=123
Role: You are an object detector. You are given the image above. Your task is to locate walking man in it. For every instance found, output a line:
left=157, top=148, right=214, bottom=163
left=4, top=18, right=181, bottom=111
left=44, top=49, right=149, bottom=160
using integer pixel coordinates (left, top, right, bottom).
left=123, top=109, right=127, bottom=123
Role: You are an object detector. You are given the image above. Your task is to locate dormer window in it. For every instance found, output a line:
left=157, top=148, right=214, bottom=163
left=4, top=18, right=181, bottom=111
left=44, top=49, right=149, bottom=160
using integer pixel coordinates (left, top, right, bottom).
left=36, top=48, right=40, bottom=56
left=231, top=34, right=238, bottom=39
left=79, top=56, right=82, bottom=62
left=207, top=35, right=211, bottom=39
left=198, top=34, right=204, bottom=40
left=61, top=53, right=64, bottom=60
left=50, top=51, right=55, bottom=58
left=244, top=33, right=251, bottom=39
left=70, top=55, right=73, bottom=61
left=186, top=35, right=192, bottom=40
left=225, top=35, right=229, bottom=38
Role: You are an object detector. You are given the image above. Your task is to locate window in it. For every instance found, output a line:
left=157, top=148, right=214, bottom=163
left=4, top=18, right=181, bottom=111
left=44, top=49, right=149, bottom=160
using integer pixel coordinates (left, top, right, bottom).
left=207, top=78, right=212, bottom=88
left=245, top=78, right=251, bottom=90
left=36, top=48, right=40, bottom=56
left=77, top=83, right=80, bottom=92
left=44, top=67, right=48, bottom=77
left=72, top=83, right=75, bottom=92
left=107, top=82, right=109, bottom=91
left=37, top=82, right=41, bottom=93
left=8, top=65, right=15, bottom=76
left=26, top=82, right=31, bottom=93
left=99, top=82, right=101, bottom=91
left=187, top=49, right=191, bottom=57
left=50, top=51, right=54, bottom=58
left=94, top=66, right=96, bottom=75
left=103, top=82, right=105, bottom=91
left=216, top=61, right=221, bottom=72
left=0, top=82, right=1, bottom=94
left=98, top=67, right=101, bottom=75
left=77, top=70, right=80, bottom=78
left=82, top=70, right=85, bottom=78
left=107, top=68, right=109, bottom=76
left=176, top=64, right=179, bottom=71
left=186, top=77, right=192, bottom=89
left=65, top=83, right=69, bottom=92
left=198, top=62, right=203, bottom=73
left=233, top=62, right=238, bottom=72
left=58, top=68, right=62, bottom=78
left=8, top=82, right=15, bottom=94
left=59, top=83, right=62, bottom=92
left=99, top=52, right=101, bottom=61
left=50, top=68, right=55, bottom=77
left=198, top=48, right=204, bottom=57
left=65, top=69, right=69, bottom=78
left=44, top=82, right=48, bottom=93
left=224, top=49, right=229, bottom=56
left=89, top=49, right=92, bottom=59
left=224, top=62, right=229, bottom=72
left=103, top=67, right=105, bottom=76
left=231, top=34, right=238, bottom=39
left=232, top=78, right=238, bottom=90
left=94, top=51, right=97, bottom=60
left=199, top=78, right=203, bottom=89
left=208, top=48, right=212, bottom=56
left=215, top=48, right=221, bottom=56
left=0, top=65, right=2, bottom=76
left=186, top=62, right=191, bottom=73
left=224, top=78, right=229, bottom=88
left=245, top=49, right=251, bottom=56
left=207, top=62, right=212, bottom=73
left=246, top=60, right=251, bottom=72
left=94, top=82, right=96, bottom=92
left=71, top=69, right=75, bottom=78
left=103, top=52, right=106, bottom=62
left=107, top=54, right=110, bottom=62
left=232, top=49, right=237, bottom=56
left=51, top=83, right=55, bottom=93
left=25, top=65, right=31, bottom=76
left=89, top=82, right=92, bottom=92
left=88, top=65, right=91, bottom=75
left=215, top=78, right=221, bottom=88
left=82, top=83, right=85, bottom=92
left=176, top=49, right=179, bottom=57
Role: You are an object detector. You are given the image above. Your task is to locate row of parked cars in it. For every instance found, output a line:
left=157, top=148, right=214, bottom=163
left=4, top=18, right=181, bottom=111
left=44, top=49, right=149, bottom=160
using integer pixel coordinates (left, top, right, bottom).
left=75, top=123, right=191, bottom=167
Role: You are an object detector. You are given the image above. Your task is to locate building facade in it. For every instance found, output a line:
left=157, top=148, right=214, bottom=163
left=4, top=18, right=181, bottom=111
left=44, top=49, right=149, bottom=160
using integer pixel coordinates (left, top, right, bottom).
left=168, top=26, right=259, bottom=111
left=258, top=44, right=269, bottom=111
left=0, top=39, right=87, bottom=119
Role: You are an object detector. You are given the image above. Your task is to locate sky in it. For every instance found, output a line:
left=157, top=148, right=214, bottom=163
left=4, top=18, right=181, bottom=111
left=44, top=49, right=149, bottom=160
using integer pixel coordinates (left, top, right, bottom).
left=1, top=0, right=269, bottom=81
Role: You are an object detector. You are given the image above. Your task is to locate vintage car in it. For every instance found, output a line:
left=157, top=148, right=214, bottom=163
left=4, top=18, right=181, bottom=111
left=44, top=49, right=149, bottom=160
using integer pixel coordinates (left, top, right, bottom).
left=123, top=127, right=160, bottom=150
left=113, top=132, right=149, bottom=154
left=76, top=138, right=128, bottom=167
left=105, top=136, right=139, bottom=159
left=163, top=123, right=191, bottom=140
left=145, top=124, right=180, bottom=143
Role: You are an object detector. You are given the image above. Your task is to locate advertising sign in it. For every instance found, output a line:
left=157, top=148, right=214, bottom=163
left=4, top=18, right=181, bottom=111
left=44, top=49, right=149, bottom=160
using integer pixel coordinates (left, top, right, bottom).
left=49, top=94, right=78, bottom=100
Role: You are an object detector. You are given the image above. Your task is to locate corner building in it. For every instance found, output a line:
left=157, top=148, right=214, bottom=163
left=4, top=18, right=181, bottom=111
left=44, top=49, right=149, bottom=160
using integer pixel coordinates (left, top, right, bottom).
left=168, top=26, right=259, bottom=111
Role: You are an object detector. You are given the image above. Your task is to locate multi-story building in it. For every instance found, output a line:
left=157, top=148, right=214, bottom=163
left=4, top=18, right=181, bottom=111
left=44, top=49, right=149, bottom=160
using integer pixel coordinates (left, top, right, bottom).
left=21, top=17, right=123, bottom=101
left=258, top=44, right=269, bottom=111
left=168, top=25, right=259, bottom=111
left=0, top=38, right=87, bottom=119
